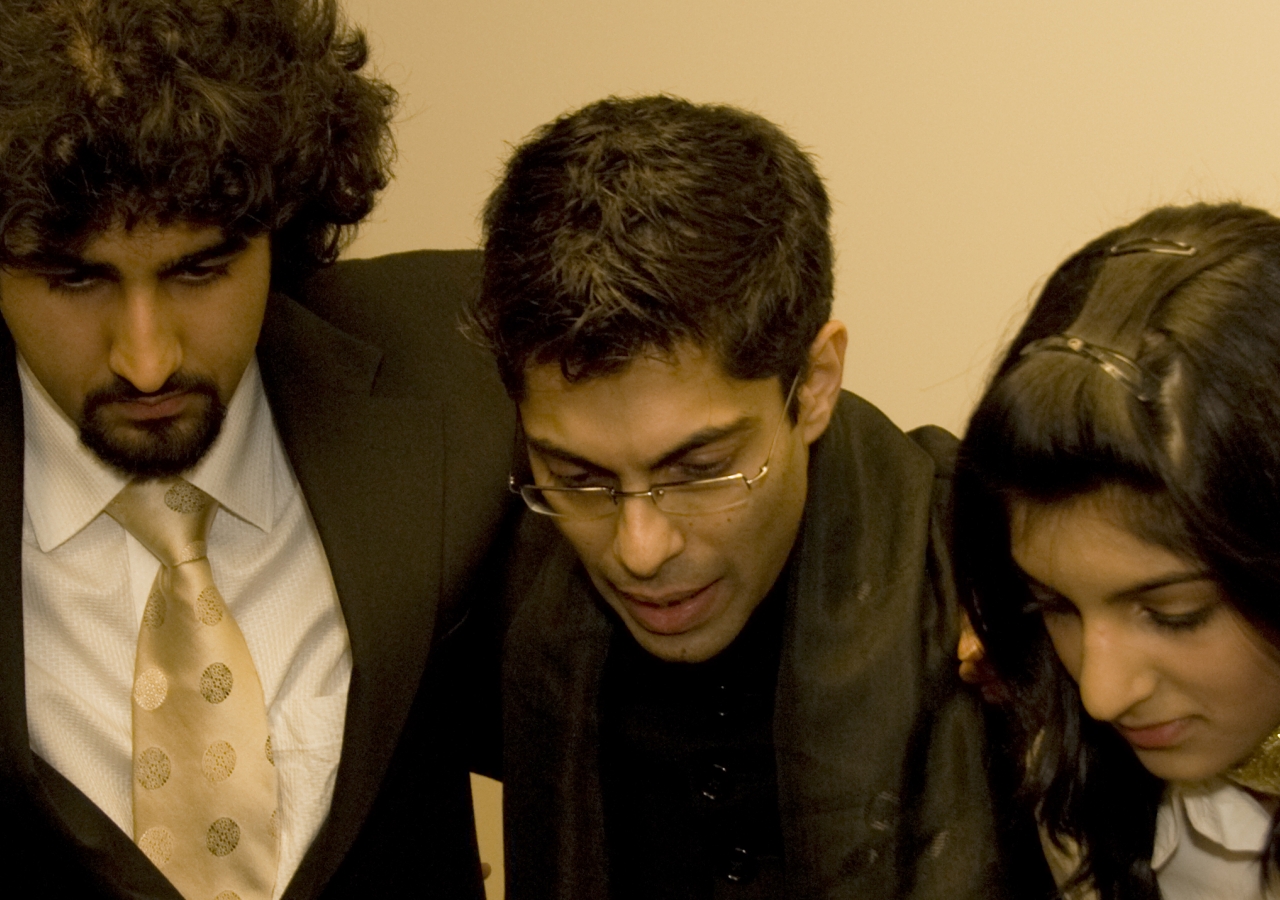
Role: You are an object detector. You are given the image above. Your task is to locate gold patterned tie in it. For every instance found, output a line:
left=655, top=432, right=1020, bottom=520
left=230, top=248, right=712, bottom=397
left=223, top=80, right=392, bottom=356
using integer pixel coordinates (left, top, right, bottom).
left=107, top=478, right=278, bottom=900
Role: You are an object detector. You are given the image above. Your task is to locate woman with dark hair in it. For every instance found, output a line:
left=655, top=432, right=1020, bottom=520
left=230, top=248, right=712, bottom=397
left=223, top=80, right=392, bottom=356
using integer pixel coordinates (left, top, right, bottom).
left=955, top=202, right=1280, bottom=900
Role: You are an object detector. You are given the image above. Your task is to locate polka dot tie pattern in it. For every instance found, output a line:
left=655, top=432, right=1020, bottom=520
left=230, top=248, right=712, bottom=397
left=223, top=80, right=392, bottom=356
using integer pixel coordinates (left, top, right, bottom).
left=107, top=478, right=278, bottom=900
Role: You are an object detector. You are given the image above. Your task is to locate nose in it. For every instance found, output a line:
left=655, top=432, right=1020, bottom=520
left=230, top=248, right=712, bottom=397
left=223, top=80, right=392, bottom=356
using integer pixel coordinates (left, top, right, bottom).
left=611, top=495, right=685, bottom=580
left=108, top=283, right=182, bottom=393
left=1072, top=620, right=1158, bottom=723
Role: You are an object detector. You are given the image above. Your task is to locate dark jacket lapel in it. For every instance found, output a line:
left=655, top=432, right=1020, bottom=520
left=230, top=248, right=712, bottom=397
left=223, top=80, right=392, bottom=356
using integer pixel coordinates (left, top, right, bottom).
left=0, top=328, right=28, bottom=781
left=256, top=293, right=446, bottom=896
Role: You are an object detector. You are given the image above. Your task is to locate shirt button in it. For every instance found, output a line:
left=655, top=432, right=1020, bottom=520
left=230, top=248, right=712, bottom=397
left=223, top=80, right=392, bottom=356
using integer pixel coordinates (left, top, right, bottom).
left=700, top=762, right=729, bottom=802
left=722, top=846, right=758, bottom=883
left=715, top=683, right=733, bottom=722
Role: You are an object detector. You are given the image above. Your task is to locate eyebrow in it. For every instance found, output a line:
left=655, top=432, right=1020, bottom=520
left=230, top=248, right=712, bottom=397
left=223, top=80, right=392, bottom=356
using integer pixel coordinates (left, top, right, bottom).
left=525, top=416, right=760, bottom=475
left=1115, top=571, right=1214, bottom=599
left=1020, top=570, right=1213, bottom=602
left=15, top=233, right=249, bottom=278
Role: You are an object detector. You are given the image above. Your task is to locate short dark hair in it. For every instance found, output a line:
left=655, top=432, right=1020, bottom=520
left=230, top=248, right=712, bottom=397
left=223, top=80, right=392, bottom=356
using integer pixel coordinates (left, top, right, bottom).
left=954, top=202, right=1280, bottom=898
left=468, top=95, right=832, bottom=402
left=0, top=0, right=396, bottom=285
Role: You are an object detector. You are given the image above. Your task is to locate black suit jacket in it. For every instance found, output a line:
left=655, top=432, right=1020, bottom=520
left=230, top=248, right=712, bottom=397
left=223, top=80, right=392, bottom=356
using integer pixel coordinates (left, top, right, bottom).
left=0, top=250, right=516, bottom=899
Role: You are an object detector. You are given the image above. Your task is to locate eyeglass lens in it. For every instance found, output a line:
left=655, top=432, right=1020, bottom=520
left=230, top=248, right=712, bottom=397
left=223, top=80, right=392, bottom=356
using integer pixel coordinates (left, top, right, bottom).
left=525, top=477, right=752, bottom=519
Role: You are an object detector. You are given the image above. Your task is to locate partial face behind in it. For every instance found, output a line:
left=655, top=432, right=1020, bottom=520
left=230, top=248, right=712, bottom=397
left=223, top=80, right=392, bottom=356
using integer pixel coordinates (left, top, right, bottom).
left=519, top=331, right=844, bottom=663
left=0, top=222, right=270, bottom=477
left=1011, top=492, right=1280, bottom=782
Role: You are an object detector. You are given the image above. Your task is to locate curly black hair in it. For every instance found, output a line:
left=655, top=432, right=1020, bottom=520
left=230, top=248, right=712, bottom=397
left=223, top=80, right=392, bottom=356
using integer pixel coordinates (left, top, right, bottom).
left=0, top=0, right=396, bottom=285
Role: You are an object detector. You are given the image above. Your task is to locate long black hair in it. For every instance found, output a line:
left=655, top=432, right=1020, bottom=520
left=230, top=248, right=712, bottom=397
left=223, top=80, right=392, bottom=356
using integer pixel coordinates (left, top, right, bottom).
left=954, top=202, right=1280, bottom=899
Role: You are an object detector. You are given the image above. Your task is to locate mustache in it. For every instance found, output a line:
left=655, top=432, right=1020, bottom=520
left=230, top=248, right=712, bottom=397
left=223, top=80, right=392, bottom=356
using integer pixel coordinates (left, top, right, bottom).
left=77, top=372, right=227, bottom=478
left=83, top=373, right=220, bottom=407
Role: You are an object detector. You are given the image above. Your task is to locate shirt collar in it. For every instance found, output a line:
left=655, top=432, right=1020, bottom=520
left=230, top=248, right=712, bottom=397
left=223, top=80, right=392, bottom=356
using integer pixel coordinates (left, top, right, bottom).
left=184, top=359, right=276, bottom=532
left=1152, top=779, right=1274, bottom=870
left=21, top=357, right=277, bottom=552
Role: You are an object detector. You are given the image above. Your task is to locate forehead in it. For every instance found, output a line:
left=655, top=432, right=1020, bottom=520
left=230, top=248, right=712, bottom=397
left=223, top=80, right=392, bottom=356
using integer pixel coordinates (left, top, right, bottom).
left=72, top=221, right=228, bottom=267
left=4, top=220, right=232, bottom=274
left=519, top=345, right=783, bottom=463
left=1009, top=494, right=1197, bottom=591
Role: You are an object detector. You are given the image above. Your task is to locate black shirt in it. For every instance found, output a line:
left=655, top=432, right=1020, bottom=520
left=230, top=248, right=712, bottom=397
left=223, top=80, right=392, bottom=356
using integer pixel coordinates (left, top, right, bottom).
left=599, top=579, right=788, bottom=900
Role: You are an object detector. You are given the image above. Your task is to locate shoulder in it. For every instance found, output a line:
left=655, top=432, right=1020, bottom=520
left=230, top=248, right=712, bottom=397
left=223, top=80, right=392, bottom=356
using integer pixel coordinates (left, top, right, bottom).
left=907, top=423, right=958, bottom=479
left=798, top=391, right=955, bottom=609
left=814, top=391, right=953, bottom=495
left=296, top=250, right=481, bottom=325
left=802, top=390, right=963, bottom=651
left=272, top=250, right=501, bottom=400
left=294, top=250, right=483, bottom=363
left=258, top=250, right=514, bottom=499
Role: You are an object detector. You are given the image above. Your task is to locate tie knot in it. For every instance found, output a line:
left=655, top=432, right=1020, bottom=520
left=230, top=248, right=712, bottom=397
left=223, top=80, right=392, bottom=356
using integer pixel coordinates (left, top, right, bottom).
left=106, top=478, right=218, bottom=567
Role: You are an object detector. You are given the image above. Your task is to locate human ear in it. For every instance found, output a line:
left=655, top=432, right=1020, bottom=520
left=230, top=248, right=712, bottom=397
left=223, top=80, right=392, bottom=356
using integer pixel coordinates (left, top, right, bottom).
left=797, top=320, right=847, bottom=445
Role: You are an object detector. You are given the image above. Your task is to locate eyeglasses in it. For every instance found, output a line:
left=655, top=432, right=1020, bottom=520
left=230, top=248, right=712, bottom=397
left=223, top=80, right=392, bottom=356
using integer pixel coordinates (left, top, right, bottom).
left=511, top=376, right=799, bottom=520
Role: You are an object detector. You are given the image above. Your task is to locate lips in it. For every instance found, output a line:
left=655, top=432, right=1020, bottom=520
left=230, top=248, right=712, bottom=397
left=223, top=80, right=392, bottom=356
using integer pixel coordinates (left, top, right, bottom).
left=613, top=581, right=720, bottom=635
left=111, top=391, right=193, bottom=422
left=1115, top=718, right=1191, bottom=751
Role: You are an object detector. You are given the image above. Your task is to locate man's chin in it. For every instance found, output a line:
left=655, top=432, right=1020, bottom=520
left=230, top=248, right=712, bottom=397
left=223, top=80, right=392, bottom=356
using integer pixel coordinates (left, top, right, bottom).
left=80, top=399, right=226, bottom=479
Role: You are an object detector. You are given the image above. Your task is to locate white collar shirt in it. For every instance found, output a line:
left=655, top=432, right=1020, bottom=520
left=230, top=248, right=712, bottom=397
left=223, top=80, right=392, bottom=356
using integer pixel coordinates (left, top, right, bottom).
left=1152, top=778, right=1278, bottom=900
left=20, top=356, right=352, bottom=899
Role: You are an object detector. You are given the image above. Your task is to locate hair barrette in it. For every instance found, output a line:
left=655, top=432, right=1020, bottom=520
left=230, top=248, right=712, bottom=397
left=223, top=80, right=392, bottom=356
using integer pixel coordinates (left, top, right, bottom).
left=1107, top=237, right=1197, bottom=258
left=1019, top=334, right=1158, bottom=402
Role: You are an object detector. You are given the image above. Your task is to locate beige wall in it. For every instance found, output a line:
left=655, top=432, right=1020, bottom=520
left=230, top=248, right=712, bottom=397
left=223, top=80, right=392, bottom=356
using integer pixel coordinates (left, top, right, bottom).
left=343, top=0, right=1280, bottom=436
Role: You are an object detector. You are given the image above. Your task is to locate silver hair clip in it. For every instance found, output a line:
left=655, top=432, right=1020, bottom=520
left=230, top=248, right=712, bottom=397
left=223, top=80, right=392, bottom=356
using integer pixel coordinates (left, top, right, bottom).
left=1019, top=334, right=1158, bottom=402
left=1107, top=237, right=1197, bottom=258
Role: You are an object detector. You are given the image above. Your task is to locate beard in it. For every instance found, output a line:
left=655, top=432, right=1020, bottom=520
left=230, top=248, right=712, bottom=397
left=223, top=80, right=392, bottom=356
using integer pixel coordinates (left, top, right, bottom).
left=78, top=374, right=227, bottom=478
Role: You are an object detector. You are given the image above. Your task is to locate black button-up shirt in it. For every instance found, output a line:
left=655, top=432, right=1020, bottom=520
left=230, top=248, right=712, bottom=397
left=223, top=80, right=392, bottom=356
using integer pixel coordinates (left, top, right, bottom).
left=599, top=579, right=788, bottom=900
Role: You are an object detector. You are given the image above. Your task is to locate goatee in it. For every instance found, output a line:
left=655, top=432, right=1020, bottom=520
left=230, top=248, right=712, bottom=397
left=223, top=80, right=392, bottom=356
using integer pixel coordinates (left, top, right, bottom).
left=79, top=375, right=227, bottom=478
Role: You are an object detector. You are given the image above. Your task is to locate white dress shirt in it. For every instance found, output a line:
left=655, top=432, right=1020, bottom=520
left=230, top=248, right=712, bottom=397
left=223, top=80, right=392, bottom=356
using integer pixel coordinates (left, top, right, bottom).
left=1153, top=778, right=1279, bottom=900
left=20, top=356, right=352, bottom=899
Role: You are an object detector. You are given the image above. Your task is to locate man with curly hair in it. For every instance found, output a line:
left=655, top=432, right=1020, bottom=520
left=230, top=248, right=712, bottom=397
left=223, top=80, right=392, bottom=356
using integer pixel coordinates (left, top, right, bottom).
left=0, top=2, right=512, bottom=898
left=470, top=96, right=1006, bottom=900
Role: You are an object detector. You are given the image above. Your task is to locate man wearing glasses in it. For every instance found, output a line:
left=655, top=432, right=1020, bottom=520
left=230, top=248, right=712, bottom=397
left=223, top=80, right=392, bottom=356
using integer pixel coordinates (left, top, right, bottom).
left=468, top=96, right=1005, bottom=900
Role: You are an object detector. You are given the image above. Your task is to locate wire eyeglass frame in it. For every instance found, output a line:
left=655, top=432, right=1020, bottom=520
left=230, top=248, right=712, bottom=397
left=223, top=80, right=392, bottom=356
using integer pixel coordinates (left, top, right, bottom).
left=511, top=374, right=801, bottom=520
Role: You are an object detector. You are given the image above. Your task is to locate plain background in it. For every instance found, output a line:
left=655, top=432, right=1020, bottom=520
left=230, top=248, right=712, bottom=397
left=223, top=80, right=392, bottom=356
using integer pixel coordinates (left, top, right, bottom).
left=337, top=3, right=1280, bottom=896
